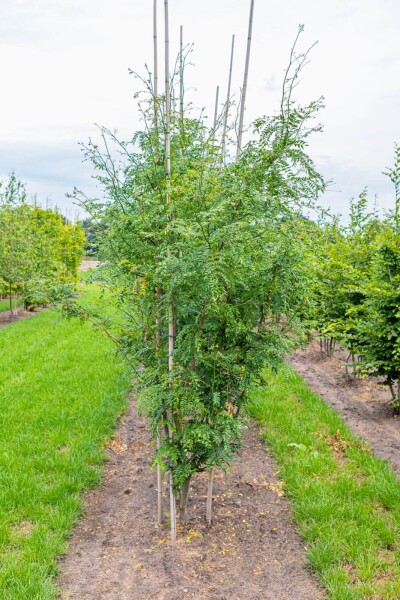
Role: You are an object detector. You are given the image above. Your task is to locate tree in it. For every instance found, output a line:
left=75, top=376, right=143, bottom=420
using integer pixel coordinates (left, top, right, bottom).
left=68, top=25, right=326, bottom=538
left=0, top=174, right=85, bottom=312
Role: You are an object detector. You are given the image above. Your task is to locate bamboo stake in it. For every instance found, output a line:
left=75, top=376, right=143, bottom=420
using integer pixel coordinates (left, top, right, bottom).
left=206, top=469, right=214, bottom=526
left=179, top=25, right=184, bottom=123
left=156, top=433, right=163, bottom=524
left=236, top=0, right=255, bottom=159
left=153, top=0, right=164, bottom=527
left=164, top=0, right=177, bottom=542
left=213, top=85, right=220, bottom=131
left=153, top=0, right=158, bottom=100
left=221, top=34, right=235, bottom=162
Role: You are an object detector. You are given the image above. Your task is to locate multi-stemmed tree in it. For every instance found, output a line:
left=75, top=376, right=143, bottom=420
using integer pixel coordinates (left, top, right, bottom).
left=69, top=3, right=326, bottom=539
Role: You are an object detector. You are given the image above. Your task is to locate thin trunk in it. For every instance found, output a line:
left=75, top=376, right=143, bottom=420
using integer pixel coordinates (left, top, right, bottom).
left=164, top=0, right=177, bottom=542
left=221, top=34, right=235, bottom=162
left=9, top=283, right=12, bottom=315
left=179, top=478, right=191, bottom=523
left=213, top=85, right=220, bottom=130
left=157, top=431, right=163, bottom=524
left=236, top=0, right=255, bottom=158
left=351, top=353, right=356, bottom=375
left=169, top=472, right=176, bottom=539
left=389, top=379, right=396, bottom=401
left=206, top=469, right=214, bottom=526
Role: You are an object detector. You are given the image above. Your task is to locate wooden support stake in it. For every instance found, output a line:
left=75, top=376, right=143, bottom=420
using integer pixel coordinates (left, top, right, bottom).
left=164, top=0, right=177, bottom=542
left=221, top=34, right=235, bottom=162
left=236, top=0, right=255, bottom=158
left=179, top=25, right=184, bottom=123
left=213, top=85, right=220, bottom=131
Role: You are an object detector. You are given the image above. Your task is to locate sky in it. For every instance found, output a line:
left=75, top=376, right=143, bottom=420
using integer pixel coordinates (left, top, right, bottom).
left=1, top=0, right=399, bottom=221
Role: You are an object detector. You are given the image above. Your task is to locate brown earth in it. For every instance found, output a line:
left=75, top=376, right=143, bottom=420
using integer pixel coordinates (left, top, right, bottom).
left=289, top=340, right=400, bottom=475
left=0, top=306, right=45, bottom=329
left=58, top=401, right=324, bottom=600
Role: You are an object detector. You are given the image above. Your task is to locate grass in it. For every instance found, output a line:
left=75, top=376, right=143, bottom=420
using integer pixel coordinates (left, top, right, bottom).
left=0, top=287, right=131, bottom=599
left=0, top=297, right=23, bottom=312
left=248, top=365, right=400, bottom=599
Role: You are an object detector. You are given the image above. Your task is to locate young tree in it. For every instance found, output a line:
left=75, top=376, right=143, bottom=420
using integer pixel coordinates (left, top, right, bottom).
left=68, top=25, right=326, bottom=538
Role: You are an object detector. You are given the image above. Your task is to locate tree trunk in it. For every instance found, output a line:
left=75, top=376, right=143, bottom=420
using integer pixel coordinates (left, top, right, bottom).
left=206, top=469, right=214, bottom=526
left=169, top=471, right=177, bottom=539
left=179, top=478, right=191, bottom=524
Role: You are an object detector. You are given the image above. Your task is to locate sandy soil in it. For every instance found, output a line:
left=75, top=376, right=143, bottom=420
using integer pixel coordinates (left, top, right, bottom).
left=58, top=402, right=324, bottom=600
left=79, top=260, right=100, bottom=272
left=289, top=340, right=400, bottom=475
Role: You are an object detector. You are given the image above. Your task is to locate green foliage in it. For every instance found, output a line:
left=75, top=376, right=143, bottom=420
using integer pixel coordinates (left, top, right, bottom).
left=70, top=39, right=326, bottom=497
left=310, top=144, right=400, bottom=405
left=79, top=217, right=105, bottom=257
left=0, top=175, right=85, bottom=311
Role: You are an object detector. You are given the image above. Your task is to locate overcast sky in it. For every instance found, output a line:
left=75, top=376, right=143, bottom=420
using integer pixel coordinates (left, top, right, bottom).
left=1, top=0, right=399, bottom=221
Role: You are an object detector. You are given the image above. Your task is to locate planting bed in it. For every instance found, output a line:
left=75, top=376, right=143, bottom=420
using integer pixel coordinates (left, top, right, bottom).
left=58, top=401, right=323, bottom=600
left=289, top=340, right=400, bottom=475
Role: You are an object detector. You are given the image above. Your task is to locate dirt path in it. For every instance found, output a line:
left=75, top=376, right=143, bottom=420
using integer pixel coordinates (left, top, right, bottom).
left=0, top=307, right=44, bottom=329
left=289, top=340, right=400, bottom=475
left=58, top=401, right=323, bottom=600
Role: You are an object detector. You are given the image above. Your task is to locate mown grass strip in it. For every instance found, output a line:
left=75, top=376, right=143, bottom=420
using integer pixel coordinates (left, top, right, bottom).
left=248, top=365, right=400, bottom=600
left=0, top=288, right=130, bottom=599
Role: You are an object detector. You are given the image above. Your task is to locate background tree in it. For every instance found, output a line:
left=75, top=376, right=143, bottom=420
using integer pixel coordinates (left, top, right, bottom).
left=0, top=174, right=85, bottom=312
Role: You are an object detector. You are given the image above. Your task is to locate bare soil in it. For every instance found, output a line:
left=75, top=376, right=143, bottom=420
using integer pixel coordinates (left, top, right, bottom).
left=58, top=401, right=324, bottom=600
left=0, top=307, right=44, bottom=329
left=79, top=260, right=100, bottom=272
left=289, top=340, right=400, bottom=475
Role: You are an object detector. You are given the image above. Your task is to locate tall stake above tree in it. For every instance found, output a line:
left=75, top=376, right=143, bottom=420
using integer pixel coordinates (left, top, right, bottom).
left=164, top=0, right=177, bottom=542
left=236, top=0, right=255, bottom=158
left=221, top=34, right=235, bottom=161
left=153, top=0, right=164, bottom=527
left=179, top=25, right=184, bottom=123
left=213, top=85, right=220, bottom=131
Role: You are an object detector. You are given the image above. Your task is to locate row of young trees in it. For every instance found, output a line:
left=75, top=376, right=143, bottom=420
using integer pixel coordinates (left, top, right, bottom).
left=309, top=145, right=400, bottom=408
left=67, top=0, right=327, bottom=539
left=0, top=173, right=85, bottom=313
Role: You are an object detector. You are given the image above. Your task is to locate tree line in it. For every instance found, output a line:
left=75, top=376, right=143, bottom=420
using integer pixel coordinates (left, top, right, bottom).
left=308, top=144, right=400, bottom=409
left=0, top=173, right=85, bottom=314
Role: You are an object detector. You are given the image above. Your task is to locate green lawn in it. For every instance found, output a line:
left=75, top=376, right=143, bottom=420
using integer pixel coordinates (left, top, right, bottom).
left=0, top=289, right=130, bottom=599
left=248, top=365, right=400, bottom=599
